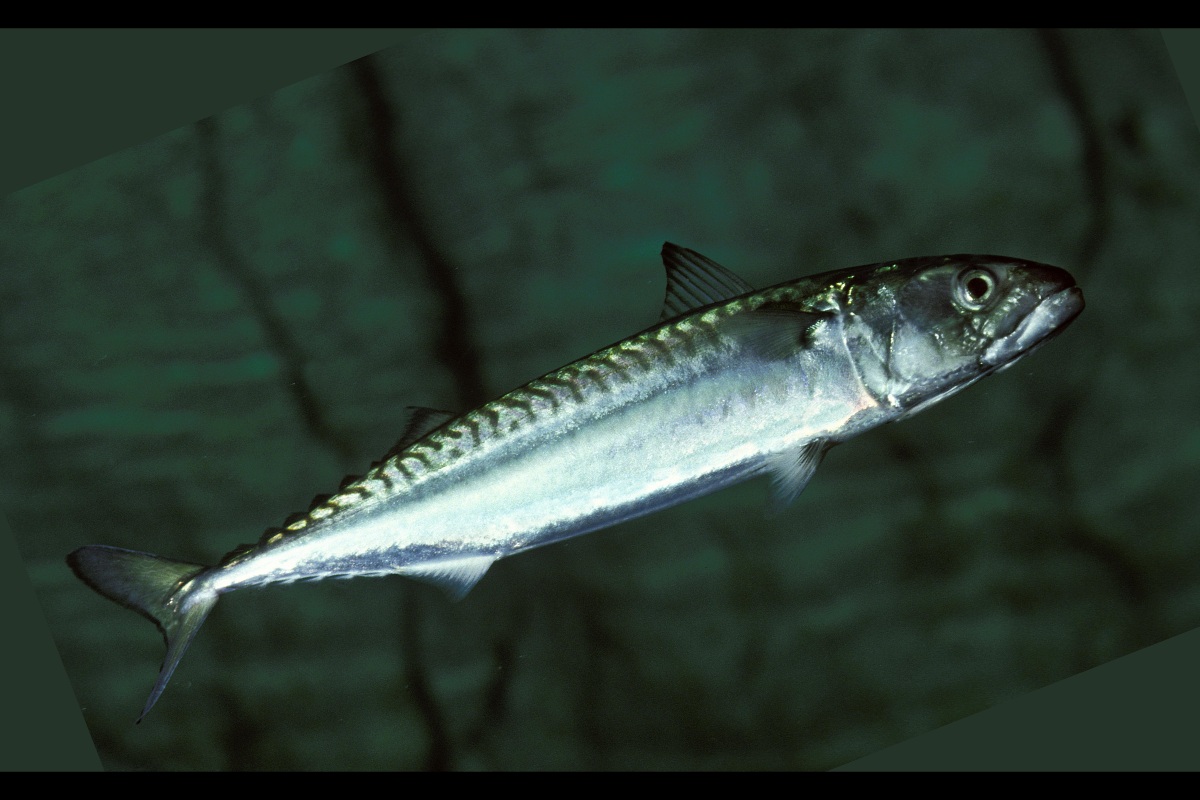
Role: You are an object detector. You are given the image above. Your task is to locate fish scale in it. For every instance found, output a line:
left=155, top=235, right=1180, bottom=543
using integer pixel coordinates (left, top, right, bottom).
left=67, top=242, right=1083, bottom=722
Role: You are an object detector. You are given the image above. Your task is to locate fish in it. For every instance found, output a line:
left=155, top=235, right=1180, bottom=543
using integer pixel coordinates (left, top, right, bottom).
left=67, top=242, right=1084, bottom=721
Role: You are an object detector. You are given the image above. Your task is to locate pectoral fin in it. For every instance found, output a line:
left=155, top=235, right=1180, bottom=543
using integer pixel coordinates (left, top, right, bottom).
left=724, top=302, right=832, bottom=361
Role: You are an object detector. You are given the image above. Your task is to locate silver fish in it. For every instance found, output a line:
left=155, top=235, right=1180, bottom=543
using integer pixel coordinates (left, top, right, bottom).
left=67, top=243, right=1084, bottom=721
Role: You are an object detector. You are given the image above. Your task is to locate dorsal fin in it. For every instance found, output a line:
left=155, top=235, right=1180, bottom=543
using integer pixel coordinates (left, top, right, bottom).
left=385, top=406, right=458, bottom=458
left=660, top=242, right=755, bottom=321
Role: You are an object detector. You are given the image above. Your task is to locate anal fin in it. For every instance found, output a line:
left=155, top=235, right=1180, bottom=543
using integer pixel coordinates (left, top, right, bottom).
left=396, top=554, right=497, bottom=600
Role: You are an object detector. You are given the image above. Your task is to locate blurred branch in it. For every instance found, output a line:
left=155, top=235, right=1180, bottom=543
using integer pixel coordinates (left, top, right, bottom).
left=347, top=53, right=500, bottom=771
left=462, top=609, right=523, bottom=758
left=194, top=117, right=356, bottom=466
left=1030, top=395, right=1156, bottom=649
left=400, top=586, right=454, bottom=771
left=1036, top=28, right=1111, bottom=274
left=347, top=56, right=487, bottom=410
left=1033, top=31, right=1154, bottom=650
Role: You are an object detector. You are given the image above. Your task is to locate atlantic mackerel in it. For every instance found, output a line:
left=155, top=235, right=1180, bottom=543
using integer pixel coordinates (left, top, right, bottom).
left=67, top=242, right=1085, bottom=721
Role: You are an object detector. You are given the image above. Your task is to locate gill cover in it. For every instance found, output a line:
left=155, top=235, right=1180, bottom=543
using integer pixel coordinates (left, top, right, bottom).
left=842, top=255, right=1083, bottom=414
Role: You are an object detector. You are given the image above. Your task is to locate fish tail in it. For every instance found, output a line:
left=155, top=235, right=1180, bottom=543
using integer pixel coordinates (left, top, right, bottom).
left=66, top=544, right=218, bottom=723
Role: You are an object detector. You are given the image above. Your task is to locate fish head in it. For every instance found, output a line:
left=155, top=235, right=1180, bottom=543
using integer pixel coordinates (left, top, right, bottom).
left=840, top=254, right=1085, bottom=417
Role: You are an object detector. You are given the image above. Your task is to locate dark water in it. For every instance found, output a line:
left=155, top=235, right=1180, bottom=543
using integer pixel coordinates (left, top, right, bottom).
left=3, top=29, right=1198, bottom=770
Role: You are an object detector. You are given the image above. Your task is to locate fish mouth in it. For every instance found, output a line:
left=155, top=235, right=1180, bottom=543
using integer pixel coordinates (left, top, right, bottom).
left=983, top=285, right=1085, bottom=370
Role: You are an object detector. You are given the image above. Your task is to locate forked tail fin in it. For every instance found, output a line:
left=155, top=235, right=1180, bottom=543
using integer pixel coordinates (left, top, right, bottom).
left=66, top=545, right=218, bottom=723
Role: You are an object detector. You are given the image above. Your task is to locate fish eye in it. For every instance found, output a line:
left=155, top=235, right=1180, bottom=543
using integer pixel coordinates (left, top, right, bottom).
left=955, top=268, right=996, bottom=310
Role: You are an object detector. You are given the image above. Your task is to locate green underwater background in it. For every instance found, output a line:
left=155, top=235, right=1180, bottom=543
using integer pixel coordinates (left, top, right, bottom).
left=4, top=29, right=1200, bottom=770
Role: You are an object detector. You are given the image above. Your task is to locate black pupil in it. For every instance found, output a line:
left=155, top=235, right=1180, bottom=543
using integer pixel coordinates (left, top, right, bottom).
left=965, top=275, right=990, bottom=301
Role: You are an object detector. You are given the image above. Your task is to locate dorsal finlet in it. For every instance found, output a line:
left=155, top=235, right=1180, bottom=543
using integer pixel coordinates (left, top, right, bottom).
left=384, top=406, right=459, bottom=459
left=660, top=242, right=756, bottom=321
